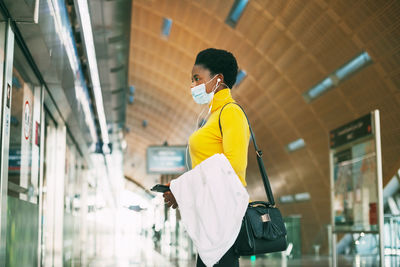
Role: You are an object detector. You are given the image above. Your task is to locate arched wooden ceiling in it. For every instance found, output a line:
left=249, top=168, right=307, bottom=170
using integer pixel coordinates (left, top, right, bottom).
left=126, top=0, right=400, bottom=252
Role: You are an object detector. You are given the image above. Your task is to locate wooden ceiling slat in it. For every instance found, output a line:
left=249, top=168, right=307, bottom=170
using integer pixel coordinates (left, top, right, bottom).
left=288, top=1, right=323, bottom=40
left=255, top=23, right=283, bottom=54
left=277, top=0, right=305, bottom=28
left=259, top=0, right=287, bottom=18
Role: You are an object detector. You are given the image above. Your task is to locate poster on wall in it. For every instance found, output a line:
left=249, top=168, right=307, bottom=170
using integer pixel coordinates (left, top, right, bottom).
left=333, top=140, right=378, bottom=231
left=20, top=83, right=33, bottom=200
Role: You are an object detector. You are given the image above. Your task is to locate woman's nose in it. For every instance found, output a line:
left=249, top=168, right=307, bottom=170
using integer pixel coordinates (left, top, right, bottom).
left=191, top=81, right=196, bottom=88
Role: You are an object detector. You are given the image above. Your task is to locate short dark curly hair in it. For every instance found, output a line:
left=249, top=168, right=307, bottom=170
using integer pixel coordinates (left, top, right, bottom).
left=194, top=48, right=238, bottom=88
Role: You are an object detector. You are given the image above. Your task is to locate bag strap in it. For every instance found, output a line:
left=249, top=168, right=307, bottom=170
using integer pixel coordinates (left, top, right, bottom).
left=218, top=102, right=275, bottom=206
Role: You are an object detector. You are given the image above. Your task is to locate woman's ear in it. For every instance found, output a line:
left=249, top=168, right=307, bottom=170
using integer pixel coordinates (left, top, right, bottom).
left=217, top=74, right=225, bottom=88
left=218, top=74, right=225, bottom=84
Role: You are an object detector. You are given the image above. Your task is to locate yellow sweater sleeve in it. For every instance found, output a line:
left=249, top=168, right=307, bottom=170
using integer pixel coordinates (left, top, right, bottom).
left=220, top=104, right=250, bottom=186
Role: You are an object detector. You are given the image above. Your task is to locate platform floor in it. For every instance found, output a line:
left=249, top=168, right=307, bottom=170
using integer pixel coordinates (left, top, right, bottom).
left=87, top=233, right=398, bottom=267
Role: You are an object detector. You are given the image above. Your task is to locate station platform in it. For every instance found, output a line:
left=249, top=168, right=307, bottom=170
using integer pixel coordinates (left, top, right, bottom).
left=84, top=230, right=396, bottom=267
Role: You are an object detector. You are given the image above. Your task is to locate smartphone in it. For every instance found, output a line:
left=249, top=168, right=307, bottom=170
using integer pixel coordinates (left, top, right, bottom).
left=150, top=184, right=170, bottom=193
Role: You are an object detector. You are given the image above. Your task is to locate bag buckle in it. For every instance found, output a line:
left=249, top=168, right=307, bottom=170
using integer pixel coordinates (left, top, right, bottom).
left=261, top=214, right=271, bottom=222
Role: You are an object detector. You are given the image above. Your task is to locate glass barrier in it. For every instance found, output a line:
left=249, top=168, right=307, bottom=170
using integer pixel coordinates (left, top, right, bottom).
left=284, top=216, right=302, bottom=258
left=384, top=214, right=400, bottom=266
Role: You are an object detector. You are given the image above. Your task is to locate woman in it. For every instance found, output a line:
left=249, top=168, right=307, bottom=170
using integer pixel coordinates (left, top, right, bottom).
left=163, top=48, right=250, bottom=267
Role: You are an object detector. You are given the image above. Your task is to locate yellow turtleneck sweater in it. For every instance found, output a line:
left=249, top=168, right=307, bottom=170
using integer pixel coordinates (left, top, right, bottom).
left=188, top=89, right=250, bottom=186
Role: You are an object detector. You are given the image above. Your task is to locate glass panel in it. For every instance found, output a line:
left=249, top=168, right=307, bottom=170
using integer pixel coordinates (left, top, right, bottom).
left=333, top=139, right=378, bottom=231
left=63, top=136, right=83, bottom=266
left=6, top=196, right=39, bottom=266
left=7, top=44, right=41, bottom=202
left=6, top=41, right=41, bottom=267
left=284, top=216, right=302, bottom=258
left=63, top=136, right=76, bottom=266
left=40, top=111, right=57, bottom=266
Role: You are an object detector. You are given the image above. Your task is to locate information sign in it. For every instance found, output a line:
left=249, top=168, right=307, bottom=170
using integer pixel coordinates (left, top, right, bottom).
left=329, top=110, right=384, bottom=267
left=330, top=113, right=372, bottom=149
left=147, top=146, right=188, bottom=174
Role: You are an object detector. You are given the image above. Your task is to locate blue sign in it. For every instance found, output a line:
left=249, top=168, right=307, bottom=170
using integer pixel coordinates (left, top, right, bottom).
left=146, top=146, right=188, bottom=174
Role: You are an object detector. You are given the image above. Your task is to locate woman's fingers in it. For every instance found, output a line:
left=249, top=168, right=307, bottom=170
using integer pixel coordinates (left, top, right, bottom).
left=162, top=191, right=178, bottom=208
left=163, top=191, right=172, bottom=206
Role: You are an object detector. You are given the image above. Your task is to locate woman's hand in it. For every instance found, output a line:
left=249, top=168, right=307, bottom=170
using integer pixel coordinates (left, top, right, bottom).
left=163, top=191, right=178, bottom=209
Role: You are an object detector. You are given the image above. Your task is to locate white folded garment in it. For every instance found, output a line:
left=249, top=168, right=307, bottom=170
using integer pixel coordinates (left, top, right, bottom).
left=170, top=153, right=249, bottom=267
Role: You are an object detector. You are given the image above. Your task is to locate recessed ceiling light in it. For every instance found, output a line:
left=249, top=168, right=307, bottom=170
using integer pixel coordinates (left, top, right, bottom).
left=304, top=77, right=334, bottom=102
left=294, top=192, right=311, bottom=201
left=279, top=195, right=294, bottom=204
left=303, top=51, right=372, bottom=103
left=235, top=69, right=247, bottom=87
left=161, top=18, right=172, bottom=38
left=129, top=85, right=135, bottom=94
left=226, top=0, right=249, bottom=28
left=286, top=138, right=305, bottom=152
left=335, top=51, right=372, bottom=81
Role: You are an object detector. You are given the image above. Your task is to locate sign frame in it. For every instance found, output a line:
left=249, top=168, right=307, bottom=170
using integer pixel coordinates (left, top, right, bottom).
left=329, top=110, right=384, bottom=267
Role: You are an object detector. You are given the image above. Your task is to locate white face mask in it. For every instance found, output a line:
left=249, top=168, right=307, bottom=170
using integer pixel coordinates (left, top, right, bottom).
left=191, top=75, right=219, bottom=105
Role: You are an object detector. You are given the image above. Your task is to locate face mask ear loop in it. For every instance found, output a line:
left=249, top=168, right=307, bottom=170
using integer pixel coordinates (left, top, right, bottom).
left=207, top=76, right=222, bottom=114
left=208, top=98, right=214, bottom=115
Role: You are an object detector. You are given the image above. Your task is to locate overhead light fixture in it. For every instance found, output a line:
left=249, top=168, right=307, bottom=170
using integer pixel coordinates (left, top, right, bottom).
left=294, top=192, right=311, bottom=201
left=128, top=85, right=135, bottom=104
left=235, top=69, right=247, bottom=87
left=304, top=77, right=334, bottom=102
left=121, top=139, right=127, bottom=150
left=161, top=18, right=172, bottom=38
left=76, top=0, right=110, bottom=146
left=304, top=51, right=372, bottom=103
left=226, top=0, right=249, bottom=28
left=49, top=0, right=97, bottom=142
left=279, top=195, right=294, bottom=204
left=286, top=138, right=305, bottom=152
left=335, top=51, right=372, bottom=81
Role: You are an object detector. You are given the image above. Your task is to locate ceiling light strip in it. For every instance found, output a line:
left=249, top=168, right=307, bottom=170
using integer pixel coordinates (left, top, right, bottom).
left=76, top=0, right=110, bottom=146
left=235, top=69, right=247, bottom=87
left=335, top=51, right=372, bottom=81
left=161, top=18, right=172, bottom=38
left=286, top=138, right=305, bottom=152
left=226, top=0, right=249, bottom=27
left=304, top=51, right=372, bottom=102
left=48, top=0, right=97, bottom=142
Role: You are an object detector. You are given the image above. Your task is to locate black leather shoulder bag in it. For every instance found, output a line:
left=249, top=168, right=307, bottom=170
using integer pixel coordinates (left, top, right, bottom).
left=219, top=102, right=288, bottom=256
